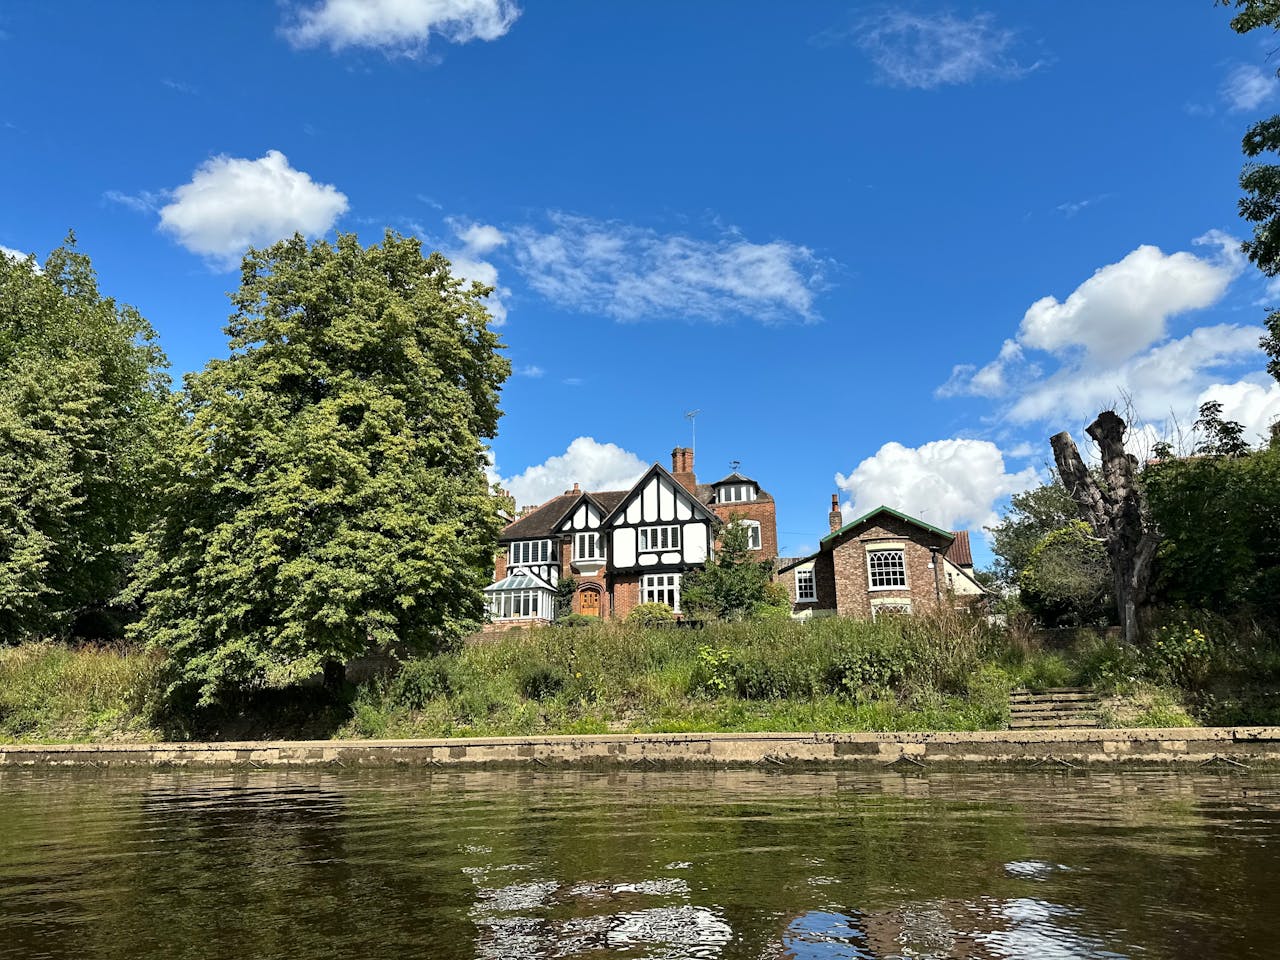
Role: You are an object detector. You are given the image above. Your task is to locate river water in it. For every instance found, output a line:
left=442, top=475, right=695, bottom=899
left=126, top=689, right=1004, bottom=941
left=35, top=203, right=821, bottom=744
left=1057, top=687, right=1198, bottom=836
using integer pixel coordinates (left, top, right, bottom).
left=1, top=766, right=1278, bottom=959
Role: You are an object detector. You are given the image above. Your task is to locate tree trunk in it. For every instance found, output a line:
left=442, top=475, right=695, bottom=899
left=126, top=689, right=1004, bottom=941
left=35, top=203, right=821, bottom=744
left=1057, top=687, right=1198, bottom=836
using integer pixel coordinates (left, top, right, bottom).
left=1050, top=411, right=1159, bottom=645
left=322, top=659, right=346, bottom=695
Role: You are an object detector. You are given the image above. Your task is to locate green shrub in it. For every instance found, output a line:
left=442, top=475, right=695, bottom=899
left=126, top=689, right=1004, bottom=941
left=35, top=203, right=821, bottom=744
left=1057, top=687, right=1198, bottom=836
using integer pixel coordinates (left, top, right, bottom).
left=689, top=645, right=736, bottom=696
left=823, top=646, right=910, bottom=699
left=1149, top=621, right=1215, bottom=689
left=518, top=662, right=568, bottom=700
left=388, top=657, right=454, bottom=709
left=626, top=603, right=677, bottom=627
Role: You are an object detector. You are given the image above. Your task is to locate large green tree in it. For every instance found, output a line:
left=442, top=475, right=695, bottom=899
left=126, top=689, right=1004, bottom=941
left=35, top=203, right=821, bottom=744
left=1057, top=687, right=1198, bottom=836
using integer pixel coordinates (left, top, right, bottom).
left=1221, top=0, right=1280, bottom=380
left=0, top=240, right=174, bottom=643
left=126, top=232, right=510, bottom=702
left=986, top=476, right=1078, bottom=586
left=681, top=518, right=785, bottom=621
left=1017, top=521, right=1112, bottom=627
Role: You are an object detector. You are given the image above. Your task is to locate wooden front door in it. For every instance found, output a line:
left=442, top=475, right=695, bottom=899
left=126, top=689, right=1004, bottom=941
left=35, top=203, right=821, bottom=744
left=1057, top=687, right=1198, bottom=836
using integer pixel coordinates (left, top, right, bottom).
left=579, top=588, right=601, bottom=617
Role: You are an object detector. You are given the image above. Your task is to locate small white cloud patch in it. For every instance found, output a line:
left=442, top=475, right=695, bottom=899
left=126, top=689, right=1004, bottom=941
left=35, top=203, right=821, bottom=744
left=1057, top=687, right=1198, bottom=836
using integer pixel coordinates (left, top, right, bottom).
left=446, top=220, right=510, bottom=325
left=1222, top=64, right=1278, bottom=113
left=495, top=437, right=649, bottom=508
left=159, top=150, right=348, bottom=267
left=835, top=439, right=1039, bottom=532
left=284, top=0, right=520, bottom=54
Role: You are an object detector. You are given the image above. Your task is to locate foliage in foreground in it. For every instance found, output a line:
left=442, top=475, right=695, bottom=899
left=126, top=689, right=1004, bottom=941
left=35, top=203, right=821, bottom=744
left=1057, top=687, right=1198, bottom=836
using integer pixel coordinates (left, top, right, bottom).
left=124, top=232, right=510, bottom=705
left=6, top=612, right=1280, bottom=743
left=0, top=241, right=174, bottom=645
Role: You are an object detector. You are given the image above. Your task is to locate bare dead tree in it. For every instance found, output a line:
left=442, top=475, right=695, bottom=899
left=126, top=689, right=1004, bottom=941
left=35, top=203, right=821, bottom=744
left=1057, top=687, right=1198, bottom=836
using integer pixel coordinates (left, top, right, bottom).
left=1050, top=411, right=1160, bottom=645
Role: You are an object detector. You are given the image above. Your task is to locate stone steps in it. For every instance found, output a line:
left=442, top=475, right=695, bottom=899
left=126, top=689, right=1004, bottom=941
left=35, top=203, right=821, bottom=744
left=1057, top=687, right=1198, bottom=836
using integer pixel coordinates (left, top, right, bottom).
left=1008, top=686, right=1101, bottom=730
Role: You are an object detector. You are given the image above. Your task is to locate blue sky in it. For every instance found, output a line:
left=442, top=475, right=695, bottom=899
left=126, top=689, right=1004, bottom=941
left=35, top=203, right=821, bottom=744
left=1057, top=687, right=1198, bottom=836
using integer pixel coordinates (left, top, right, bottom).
left=3, top=1, right=1280, bottom=564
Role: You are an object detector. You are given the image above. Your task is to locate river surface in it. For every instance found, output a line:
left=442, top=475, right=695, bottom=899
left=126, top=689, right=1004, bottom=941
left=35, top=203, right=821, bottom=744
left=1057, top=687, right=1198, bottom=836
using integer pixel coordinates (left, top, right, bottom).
left=1, top=766, right=1278, bottom=959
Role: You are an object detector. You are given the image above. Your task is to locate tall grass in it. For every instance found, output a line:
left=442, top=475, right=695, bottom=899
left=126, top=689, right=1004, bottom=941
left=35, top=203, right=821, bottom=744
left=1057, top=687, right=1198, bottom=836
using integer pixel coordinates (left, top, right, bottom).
left=0, top=642, right=167, bottom=742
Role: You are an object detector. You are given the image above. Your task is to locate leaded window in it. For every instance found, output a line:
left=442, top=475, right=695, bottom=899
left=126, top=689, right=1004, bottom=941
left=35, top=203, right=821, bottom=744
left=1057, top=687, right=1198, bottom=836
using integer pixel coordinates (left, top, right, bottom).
left=868, top=549, right=907, bottom=589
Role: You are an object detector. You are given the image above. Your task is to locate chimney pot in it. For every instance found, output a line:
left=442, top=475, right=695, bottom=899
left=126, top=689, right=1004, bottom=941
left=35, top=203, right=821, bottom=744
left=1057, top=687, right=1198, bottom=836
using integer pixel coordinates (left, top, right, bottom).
left=828, top=493, right=843, bottom=533
left=573, top=482, right=580, bottom=493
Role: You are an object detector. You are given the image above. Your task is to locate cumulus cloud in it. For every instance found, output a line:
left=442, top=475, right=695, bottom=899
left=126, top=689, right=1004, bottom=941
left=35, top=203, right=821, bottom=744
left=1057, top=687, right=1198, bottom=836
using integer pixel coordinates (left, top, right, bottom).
left=446, top=220, right=510, bottom=324
left=494, top=437, right=649, bottom=508
left=1018, top=237, right=1239, bottom=365
left=1, top=245, right=33, bottom=263
left=158, top=151, right=348, bottom=267
left=942, top=234, right=1246, bottom=410
left=283, top=0, right=520, bottom=54
left=835, top=439, right=1039, bottom=532
left=849, top=10, right=1039, bottom=90
left=1198, top=379, right=1280, bottom=444
left=1009, top=324, right=1265, bottom=425
left=1222, top=64, right=1278, bottom=112
left=509, top=212, right=826, bottom=324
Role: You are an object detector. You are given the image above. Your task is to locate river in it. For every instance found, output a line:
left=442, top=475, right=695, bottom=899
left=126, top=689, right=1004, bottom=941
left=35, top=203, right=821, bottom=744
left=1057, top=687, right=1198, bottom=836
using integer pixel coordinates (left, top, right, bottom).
left=1, top=767, right=1277, bottom=958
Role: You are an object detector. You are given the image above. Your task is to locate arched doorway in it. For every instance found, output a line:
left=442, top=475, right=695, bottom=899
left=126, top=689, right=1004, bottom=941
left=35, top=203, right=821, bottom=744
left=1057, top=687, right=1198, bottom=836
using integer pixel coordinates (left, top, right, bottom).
left=577, top=584, right=602, bottom=618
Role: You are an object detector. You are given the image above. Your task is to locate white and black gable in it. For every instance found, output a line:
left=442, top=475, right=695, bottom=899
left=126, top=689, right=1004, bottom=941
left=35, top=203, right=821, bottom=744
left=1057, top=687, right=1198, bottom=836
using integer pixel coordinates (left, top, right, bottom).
left=601, top=464, right=718, bottom=572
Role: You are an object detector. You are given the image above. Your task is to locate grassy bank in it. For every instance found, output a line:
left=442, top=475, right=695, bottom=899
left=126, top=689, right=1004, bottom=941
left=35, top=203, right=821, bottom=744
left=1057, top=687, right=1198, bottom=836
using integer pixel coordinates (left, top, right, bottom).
left=5, top=612, right=1244, bottom=743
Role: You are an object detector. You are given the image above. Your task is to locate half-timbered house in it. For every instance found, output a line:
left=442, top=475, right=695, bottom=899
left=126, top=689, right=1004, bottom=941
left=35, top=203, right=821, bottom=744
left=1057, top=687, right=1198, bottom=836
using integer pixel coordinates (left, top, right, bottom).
left=484, top=447, right=778, bottom=625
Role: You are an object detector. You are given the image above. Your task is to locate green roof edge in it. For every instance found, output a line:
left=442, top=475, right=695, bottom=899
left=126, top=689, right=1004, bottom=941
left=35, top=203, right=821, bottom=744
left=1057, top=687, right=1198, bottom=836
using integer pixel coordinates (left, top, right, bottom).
left=820, top=505, right=956, bottom=545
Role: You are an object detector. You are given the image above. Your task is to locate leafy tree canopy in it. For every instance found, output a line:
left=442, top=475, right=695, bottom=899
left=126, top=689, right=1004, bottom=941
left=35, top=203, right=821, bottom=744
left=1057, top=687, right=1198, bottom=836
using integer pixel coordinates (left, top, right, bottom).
left=986, top=477, right=1078, bottom=586
left=125, top=232, right=510, bottom=703
left=682, top=517, right=785, bottom=621
left=1017, top=521, right=1112, bottom=627
left=1219, top=1, right=1280, bottom=381
left=0, top=239, right=174, bottom=643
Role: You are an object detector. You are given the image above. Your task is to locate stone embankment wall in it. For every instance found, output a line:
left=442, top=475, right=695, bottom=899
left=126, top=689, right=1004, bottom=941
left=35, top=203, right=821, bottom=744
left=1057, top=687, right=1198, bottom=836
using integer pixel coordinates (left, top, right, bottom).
left=3, top=727, right=1280, bottom=768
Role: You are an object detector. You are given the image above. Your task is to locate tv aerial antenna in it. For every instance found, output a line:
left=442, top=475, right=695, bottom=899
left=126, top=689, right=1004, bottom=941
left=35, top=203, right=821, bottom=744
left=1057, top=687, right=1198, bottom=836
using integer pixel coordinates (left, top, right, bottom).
left=684, top=409, right=701, bottom=455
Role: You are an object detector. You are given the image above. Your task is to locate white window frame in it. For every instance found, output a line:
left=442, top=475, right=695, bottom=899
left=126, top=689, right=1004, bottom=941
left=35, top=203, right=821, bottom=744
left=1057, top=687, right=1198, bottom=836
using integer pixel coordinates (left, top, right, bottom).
left=487, top=588, right=552, bottom=621
left=740, top=519, right=762, bottom=551
left=716, top=483, right=757, bottom=504
left=574, top=531, right=603, bottom=561
left=795, top=568, right=816, bottom=603
left=508, top=539, right=552, bottom=566
left=872, top=599, right=913, bottom=620
left=639, top=525, right=681, bottom=552
left=867, top=549, right=907, bottom=590
left=641, top=573, right=682, bottom=612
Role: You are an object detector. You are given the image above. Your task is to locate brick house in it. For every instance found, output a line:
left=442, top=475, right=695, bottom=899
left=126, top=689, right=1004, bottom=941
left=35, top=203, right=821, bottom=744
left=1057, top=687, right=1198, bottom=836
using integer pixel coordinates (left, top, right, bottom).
left=484, top=447, right=778, bottom=625
left=774, top=496, right=987, bottom=620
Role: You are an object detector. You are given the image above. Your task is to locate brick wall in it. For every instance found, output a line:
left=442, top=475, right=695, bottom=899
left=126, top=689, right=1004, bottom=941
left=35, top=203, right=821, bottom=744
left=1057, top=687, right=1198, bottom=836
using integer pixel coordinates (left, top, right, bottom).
left=610, top=574, right=641, bottom=620
left=829, top=516, right=951, bottom=618
left=712, top=495, right=779, bottom=559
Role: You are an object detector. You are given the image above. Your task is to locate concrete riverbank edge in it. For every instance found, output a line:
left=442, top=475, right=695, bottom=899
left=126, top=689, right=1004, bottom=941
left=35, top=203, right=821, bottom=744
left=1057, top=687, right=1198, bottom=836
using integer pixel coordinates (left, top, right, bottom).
left=4, top=727, right=1280, bottom=768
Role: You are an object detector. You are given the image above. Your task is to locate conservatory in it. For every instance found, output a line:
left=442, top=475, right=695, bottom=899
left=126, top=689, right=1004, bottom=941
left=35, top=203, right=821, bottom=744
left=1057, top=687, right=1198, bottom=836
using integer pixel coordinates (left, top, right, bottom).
left=484, top=569, right=556, bottom=622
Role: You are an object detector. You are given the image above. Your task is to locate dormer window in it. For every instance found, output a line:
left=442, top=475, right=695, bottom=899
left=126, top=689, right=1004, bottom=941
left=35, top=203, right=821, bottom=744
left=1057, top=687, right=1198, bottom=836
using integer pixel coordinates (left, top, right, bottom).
left=716, top=484, right=756, bottom=503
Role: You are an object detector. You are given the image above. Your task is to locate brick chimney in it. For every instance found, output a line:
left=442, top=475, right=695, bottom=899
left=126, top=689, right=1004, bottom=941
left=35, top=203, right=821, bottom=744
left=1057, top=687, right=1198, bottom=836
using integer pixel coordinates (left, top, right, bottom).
left=671, top=446, right=697, bottom=493
left=828, top=494, right=843, bottom=533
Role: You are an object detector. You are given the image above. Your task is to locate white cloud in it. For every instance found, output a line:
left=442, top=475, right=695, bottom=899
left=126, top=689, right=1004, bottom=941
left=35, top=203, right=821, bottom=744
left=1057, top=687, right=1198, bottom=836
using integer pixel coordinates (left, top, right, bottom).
left=446, top=220, right=510, bottom=324
left=1222, top=64, right=1278, bottom=113
left=509, top=212, right=825, bottom=324
left=942, top=234, right=1245, bottom=406
left=284, top=0, right=520, bottom=54
left=1018, top=237, right=1239, bottom=366
left=1008, top=323, right=1265, bottom=425
left=1199, top=379, right=1280, bottom=444
left=514, top=364, right=543, bottom=378
left=851, top=10, right=1038, bottom=90
left=159, top=151, right=348, bottom=267
left=835, top=439, right=1039, bottom=532
left=1, top=245, right=32, bottom=262
left=495, top=437, right=649, bottom=508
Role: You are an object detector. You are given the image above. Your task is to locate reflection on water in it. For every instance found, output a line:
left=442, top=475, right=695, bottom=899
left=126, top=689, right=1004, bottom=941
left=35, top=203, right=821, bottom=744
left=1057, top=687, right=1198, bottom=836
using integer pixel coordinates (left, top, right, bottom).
left=1, top=767, right=1277, bottom=959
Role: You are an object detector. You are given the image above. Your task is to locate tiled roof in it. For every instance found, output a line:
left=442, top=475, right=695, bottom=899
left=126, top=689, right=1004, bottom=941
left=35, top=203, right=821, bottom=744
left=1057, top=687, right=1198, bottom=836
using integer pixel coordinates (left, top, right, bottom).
left=944, top=530, right=974, bottom=567
left=775, top=554, right=817, bottom=573
left=484, top=569, right=554, bottom=592
left=499, top=489, right=630, bottom=542
left=710, top=472, right=754, bottom=486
